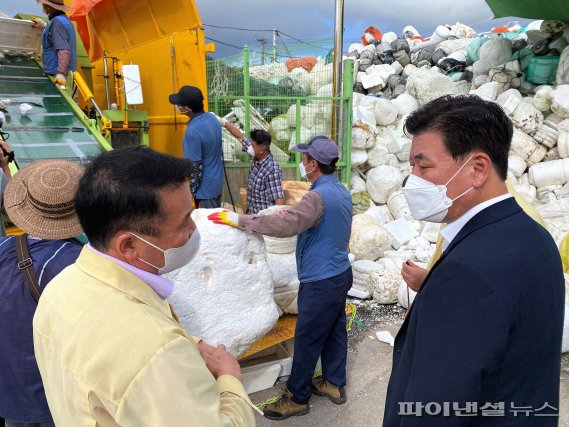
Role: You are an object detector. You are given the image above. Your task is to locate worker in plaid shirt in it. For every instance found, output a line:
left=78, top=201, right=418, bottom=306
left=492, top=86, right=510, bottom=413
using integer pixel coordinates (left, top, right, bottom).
left=219, top=119, right=284, bottom=213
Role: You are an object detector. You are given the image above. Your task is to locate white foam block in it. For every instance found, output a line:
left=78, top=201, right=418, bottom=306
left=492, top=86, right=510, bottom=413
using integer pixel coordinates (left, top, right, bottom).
left=383, top=217, right=419, bottom=249
left=167, top=209, right=279, bottom=356
left=348, top=286, right=371, bottom=299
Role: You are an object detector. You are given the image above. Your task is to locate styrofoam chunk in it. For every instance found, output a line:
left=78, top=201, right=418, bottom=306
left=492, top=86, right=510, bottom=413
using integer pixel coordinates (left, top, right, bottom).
left=383, top=217, right=420, bottom=249
left=167, top=209, right=279, bottom=356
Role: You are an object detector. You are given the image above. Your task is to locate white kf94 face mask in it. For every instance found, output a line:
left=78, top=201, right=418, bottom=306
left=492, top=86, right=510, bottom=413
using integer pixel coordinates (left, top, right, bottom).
left=298, top=162, right=308, bottom=179
left=402, top=154, right=475, bottom=223
left=130, top=229, right=201, bottom=275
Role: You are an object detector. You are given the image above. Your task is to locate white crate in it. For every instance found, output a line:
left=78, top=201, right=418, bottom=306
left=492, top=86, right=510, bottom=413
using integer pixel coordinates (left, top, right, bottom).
left=239, top=344, right=292, bottom=394
left=0, top=17, right=43, bottom=54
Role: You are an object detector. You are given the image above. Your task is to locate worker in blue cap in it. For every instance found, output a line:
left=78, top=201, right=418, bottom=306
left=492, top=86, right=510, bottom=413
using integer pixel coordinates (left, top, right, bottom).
left=209, top=135, right=353, bottom=421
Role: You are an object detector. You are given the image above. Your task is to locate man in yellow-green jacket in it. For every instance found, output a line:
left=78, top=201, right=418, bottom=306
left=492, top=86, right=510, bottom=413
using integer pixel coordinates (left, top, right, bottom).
left=33, top=146, right=257, bottom=427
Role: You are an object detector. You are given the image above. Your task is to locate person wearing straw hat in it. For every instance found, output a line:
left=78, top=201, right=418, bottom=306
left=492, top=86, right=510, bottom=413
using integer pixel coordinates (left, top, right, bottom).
left=32, top=146, right=256, bottom=427
left=32, top=0, right=77, bottom=88
left=0, top=159, right=84, bottom=427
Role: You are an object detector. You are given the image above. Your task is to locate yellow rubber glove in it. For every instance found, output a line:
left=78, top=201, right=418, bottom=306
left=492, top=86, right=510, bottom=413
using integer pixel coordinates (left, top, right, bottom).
left=31, top=17, right=47, bottom=29
left=207, top=211, right=239, bottom=228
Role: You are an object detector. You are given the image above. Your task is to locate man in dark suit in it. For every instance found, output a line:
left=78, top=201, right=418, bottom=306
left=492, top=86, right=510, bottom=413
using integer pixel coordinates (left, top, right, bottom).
left=383, top=94, right=565, bottom=426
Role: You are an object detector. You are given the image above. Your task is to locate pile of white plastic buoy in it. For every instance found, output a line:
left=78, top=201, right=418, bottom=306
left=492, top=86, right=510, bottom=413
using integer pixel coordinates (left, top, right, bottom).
left=345, top=19, right=569, bottom=353
left=208, top=19, right=569, bottom=353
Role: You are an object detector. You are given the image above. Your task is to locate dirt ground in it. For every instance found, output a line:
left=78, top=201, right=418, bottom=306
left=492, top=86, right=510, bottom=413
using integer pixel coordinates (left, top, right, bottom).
left=251, top=300, right=569, bottom=426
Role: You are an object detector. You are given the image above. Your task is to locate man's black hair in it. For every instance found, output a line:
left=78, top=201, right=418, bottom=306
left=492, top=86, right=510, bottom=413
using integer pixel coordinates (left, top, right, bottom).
left=250, top=129, right=271, bottom=147
left=75, top=145, right=194, bottom=250
left=403, top=94, right=512, bottom=179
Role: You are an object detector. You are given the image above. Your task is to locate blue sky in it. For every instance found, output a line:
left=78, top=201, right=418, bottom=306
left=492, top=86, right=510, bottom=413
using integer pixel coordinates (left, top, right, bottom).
left=2, top=0, right=532, bottom=58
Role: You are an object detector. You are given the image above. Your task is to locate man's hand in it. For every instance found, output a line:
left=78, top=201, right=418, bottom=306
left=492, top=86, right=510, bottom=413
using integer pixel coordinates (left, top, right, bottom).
left=401, top=259, right=428, bottom=292
left=0, top=139, right=13, bottom=177
left=31, top=17, right=47, bottom=29
left=0, top=140, right=12, bottom=165
left=207, top=211, right=239, bottom=228
left=54, top=73, right=67, bottom=87
left=198, top=341, right=243, bottom=381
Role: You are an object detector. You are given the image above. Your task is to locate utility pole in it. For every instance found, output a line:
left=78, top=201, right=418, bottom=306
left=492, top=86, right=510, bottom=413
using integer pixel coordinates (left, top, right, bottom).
left=273, top=29, right=278, bottom=62
left=331, top=0, right=345, bottom=145
left=256, top=36, right=267, bottom=65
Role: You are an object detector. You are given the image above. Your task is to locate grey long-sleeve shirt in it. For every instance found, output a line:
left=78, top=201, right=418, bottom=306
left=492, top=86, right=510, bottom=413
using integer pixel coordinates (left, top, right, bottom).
left=238, top=190, right=323, bottom=238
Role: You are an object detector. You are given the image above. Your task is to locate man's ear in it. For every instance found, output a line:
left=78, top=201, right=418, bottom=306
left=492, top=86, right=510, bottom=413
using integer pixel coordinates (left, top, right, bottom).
left=471, top=152, right=493, bottom=188
left=108, top=232, right=139, bottom=263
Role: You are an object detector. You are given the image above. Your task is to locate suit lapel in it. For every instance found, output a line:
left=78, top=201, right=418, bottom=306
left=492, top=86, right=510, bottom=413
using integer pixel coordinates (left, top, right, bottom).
left=396, top=198, right=522, bottom=336
left=433, top=198, right=522, bottom=273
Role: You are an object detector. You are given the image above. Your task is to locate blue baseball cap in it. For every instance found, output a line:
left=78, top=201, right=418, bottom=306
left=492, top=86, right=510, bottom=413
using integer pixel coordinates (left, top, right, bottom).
left=295, top=136, right=339, bottom=165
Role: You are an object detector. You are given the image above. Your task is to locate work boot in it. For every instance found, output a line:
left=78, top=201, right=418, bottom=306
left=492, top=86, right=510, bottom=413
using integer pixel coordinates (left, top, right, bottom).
left=311, top=376, right=347, bottom=404
left=263, top=389, right=309, bottom=421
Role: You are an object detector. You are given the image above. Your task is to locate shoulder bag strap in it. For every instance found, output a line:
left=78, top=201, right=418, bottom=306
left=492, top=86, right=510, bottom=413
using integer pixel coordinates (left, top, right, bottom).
left=15, top=234, right=41, bottom=303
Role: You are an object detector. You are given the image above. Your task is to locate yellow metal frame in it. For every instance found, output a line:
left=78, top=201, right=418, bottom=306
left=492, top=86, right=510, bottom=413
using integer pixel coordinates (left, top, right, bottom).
left=84, top=0, right=213, bottom=156
left=73, top=71, right=112, bottom=138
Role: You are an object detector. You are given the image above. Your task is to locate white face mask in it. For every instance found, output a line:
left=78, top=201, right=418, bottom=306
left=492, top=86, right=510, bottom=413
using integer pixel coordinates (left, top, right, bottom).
left=402, top=154, right=475, bottom=223
left=298, top=161, right=315, bottom=179
left=247, top=145, right=255, bottom=157
left=130, top=229, right=201, bottom=275
left=176, top=105, right=190, bottom=114
left=298, top=162, right=308, bottom=179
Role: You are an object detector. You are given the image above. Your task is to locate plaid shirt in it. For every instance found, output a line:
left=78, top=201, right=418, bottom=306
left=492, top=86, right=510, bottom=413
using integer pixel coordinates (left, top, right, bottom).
left=242, top=137, right=284, bottom=214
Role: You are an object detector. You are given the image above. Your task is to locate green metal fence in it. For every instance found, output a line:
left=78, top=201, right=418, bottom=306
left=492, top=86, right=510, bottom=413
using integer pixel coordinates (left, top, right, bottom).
left=206, top=40, right=353, bottom=207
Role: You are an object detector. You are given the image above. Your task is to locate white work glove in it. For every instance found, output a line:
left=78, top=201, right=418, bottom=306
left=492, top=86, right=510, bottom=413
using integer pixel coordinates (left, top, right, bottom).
left=54, top=73, right=67, bottom=88
left=213, top=113, right=227, bottom=127
left=31, top=17, right=47, bottom=29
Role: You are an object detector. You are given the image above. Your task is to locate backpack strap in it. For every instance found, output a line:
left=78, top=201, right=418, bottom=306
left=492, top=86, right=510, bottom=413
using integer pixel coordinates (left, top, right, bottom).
left=15, top=234, right=41, bottom=303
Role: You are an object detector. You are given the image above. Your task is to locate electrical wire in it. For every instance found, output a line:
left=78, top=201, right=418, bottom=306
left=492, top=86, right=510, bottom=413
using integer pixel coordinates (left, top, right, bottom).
left=204, top=36, right=243, bottom=50
left=203, top=23, right=274, bottom=32
left=204, top=25, right=330, bottom=52
left=277, top=31, right=331, bottom=50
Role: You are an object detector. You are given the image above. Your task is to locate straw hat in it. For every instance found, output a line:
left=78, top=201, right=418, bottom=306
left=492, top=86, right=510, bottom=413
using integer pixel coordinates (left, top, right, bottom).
left=4, top=159, right=83, bottom=239
left=36, top=0, right=70, bottom=11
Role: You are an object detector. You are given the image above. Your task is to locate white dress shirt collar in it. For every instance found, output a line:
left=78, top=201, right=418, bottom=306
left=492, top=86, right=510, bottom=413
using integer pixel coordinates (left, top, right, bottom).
left=440, top=193, right=513, bottom=251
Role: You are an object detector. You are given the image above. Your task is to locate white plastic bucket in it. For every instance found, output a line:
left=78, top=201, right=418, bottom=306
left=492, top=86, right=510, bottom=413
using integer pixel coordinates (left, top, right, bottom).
left=526, top=144, right=548, bottom=166
left=386, top=190, right=411, bottom=220
left=529, top=157, right=569, bottom=187
left=508, top=155, right=527, bottom=177
left=558, top=131, right=569, bottom=158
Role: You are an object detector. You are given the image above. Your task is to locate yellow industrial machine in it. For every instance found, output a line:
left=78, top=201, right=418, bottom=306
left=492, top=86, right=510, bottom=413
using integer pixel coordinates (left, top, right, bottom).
left=78, top=0, right=214, bottom=154
left=4, top=0, right=300, bottom=366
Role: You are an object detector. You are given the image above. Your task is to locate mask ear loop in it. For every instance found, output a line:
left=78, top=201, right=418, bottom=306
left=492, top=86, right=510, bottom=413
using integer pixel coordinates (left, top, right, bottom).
left=444, top=153, right=476, bottom=202
left=450, top=186, right=474, bottom=202
left=128, top=232, right=167, bottom=270
left=444, top=153, right=476, bottom=187
left=128, top=232, right=166, bottom=253
left=305, top=160, right=317, bottom=176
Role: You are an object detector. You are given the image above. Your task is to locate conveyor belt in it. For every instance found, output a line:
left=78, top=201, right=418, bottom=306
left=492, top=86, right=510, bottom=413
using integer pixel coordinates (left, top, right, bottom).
left=0, top=55, right=107, bottom=168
